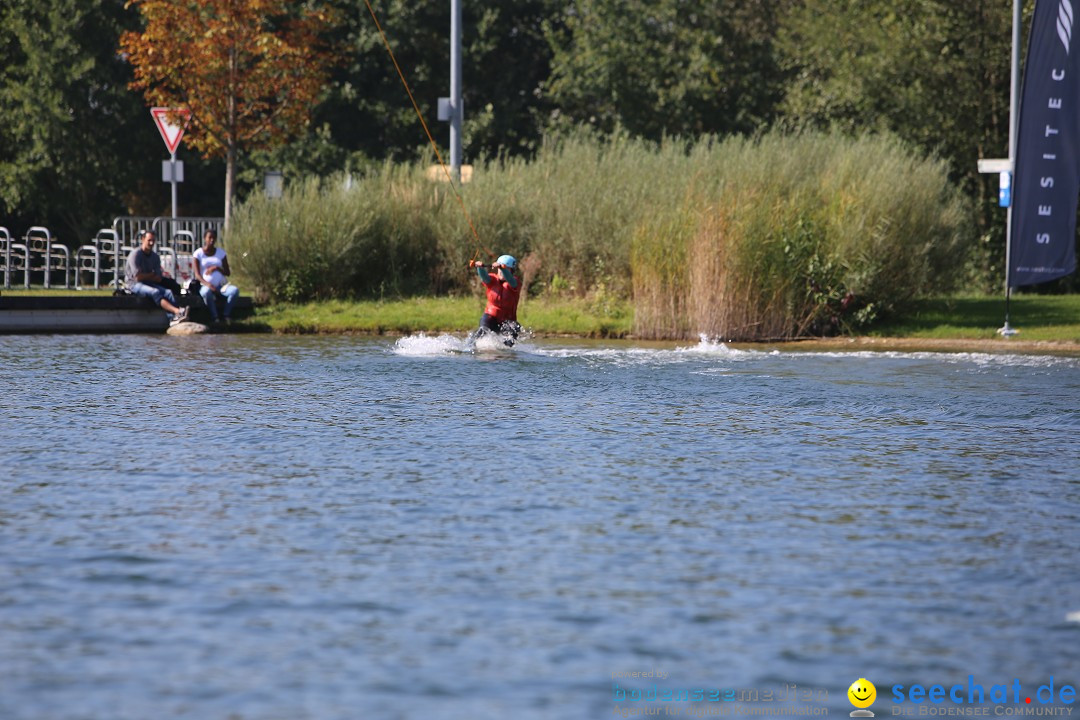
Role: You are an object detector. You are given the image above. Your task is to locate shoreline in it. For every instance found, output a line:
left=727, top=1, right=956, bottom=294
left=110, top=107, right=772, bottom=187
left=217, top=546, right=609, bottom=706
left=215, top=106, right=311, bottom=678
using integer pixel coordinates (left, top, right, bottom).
left=745, top=336, right=1080, bottom=356
left=4, top=292, right=1077, bottom=355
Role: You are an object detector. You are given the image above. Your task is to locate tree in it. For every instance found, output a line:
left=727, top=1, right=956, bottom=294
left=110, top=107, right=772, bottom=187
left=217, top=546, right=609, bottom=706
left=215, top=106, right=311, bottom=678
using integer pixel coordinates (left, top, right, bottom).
left=776, top=0, right=1033, bottom=286
left=0, top=0, right=160, bottom=243
left=542, top=0, right=794, bottom=141
left=120, top=0, right=338, bottom=226
left=295, top=0, right=561, bottom=170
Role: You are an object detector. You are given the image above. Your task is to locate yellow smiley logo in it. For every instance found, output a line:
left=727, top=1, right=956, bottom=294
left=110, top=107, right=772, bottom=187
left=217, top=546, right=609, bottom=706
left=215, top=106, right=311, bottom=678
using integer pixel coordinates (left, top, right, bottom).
left=848, top=678, right=876, bottom=708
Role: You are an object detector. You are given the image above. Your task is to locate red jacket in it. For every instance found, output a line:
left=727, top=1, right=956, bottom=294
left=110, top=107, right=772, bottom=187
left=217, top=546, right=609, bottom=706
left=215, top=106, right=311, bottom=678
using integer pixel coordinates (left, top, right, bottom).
left=482, top=273, right=521, bottom=323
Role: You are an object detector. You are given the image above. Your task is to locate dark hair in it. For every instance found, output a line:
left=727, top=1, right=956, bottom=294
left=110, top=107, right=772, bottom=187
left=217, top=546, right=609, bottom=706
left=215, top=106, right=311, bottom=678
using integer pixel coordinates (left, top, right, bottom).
left=205, top=229, right=217, bottom=240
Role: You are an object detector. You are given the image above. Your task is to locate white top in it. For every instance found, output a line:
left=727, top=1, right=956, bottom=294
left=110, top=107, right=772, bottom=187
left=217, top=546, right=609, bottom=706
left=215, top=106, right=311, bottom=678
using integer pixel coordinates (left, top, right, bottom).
left=193, top=247, right=227, bottom=289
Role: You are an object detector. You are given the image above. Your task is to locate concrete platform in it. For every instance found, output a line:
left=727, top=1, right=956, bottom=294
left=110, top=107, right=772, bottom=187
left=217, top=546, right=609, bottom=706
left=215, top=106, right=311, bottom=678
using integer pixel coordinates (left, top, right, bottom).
left=0, top=295, right=252, bottom=334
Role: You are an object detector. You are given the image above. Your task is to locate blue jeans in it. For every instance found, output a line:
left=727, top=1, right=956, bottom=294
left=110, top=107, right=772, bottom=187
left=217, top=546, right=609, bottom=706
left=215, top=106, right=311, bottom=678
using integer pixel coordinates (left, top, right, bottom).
left=130, top=282, right=178, bottom=317
left=200, top=284, right=239, bottom=320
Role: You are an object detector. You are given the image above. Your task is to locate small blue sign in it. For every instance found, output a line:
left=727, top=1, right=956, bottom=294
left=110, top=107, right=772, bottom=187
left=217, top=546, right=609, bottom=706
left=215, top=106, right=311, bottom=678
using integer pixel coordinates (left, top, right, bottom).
left=999, top=171, right=1011, bottom=208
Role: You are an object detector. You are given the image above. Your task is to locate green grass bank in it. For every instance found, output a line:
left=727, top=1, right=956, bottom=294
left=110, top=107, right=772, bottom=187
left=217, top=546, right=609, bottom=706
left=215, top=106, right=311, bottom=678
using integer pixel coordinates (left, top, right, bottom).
left=867, top=294, right=1080, bottom=343
left=241, top=293, right=1077, bottom=345
left=245, top=295, right=633, bottom=337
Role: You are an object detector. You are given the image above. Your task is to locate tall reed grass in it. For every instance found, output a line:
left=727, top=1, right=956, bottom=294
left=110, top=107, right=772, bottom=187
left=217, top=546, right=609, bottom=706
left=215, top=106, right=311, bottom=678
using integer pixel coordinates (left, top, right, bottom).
left=229, top=129, right=972, bottom=339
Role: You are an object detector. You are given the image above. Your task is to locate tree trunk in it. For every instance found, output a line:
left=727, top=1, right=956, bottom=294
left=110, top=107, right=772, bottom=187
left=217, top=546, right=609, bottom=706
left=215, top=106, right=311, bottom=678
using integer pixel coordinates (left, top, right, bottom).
left=224, top=142, right=235, bottom=235
left=225, top=43, right=237, bottom=235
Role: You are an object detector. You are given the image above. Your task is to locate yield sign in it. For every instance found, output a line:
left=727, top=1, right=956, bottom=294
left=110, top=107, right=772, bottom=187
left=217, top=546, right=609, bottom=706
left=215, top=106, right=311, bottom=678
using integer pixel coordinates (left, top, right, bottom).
left=151, top=107, right=191, bottom=154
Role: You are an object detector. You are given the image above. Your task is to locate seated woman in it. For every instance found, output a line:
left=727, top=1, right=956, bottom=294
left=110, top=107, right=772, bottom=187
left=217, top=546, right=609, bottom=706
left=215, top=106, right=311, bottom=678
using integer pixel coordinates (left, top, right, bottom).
left=192, top=229, right=240, bottom=324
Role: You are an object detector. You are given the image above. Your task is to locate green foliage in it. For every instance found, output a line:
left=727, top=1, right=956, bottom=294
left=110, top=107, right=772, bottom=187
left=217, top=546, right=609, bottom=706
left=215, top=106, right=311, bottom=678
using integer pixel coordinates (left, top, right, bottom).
left=630, top=131, right=973, bottom=340
left=231, top=131, right=973, bottom=341
left=544, top=0, right=792, bottom=140
left=293, top=0, right=559, bottom=167
left=776, top=0, right=1032, bottom=286
left=630, top=194, right=695, bottom=339
left=5, top=0, right=1072, bottom=309
left=229, top=163, right=441, bottom=302
left=0, top=0, right=159, bottom=242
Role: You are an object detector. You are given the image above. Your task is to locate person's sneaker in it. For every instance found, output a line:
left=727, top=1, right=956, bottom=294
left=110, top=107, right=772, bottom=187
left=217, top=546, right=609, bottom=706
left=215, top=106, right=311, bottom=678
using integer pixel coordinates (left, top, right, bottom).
left=170, top=307, right=189, bottom=326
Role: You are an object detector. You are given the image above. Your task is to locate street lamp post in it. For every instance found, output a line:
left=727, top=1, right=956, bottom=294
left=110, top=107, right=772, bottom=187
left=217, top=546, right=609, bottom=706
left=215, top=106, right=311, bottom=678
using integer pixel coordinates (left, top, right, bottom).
left=449, top=0, right=462, bottom=183
left=439, top=0, right=463, bottom=184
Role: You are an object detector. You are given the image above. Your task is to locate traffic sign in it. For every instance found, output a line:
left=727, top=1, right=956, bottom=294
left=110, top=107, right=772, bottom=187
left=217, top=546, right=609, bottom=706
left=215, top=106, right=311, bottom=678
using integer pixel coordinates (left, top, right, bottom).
left=162, top=160, right=184, bottom=182
left=151, top=107, right=191, bottom=155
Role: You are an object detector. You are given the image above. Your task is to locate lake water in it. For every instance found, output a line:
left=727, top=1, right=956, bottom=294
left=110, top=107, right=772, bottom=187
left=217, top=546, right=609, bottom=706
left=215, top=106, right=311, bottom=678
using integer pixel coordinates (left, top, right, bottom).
left=2, top=333, right=1079, bottom=720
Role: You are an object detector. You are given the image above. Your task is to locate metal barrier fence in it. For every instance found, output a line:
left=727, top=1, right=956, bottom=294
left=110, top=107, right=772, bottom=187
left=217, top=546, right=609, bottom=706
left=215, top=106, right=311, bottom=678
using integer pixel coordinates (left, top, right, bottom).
left=110, top=216, right=225, bottom=247
left=1, top=216, right=225, bottom=290
left=75, top=229, right=122, bottom=290
left=2, top=226, right=30, bottom=290
left=109, top=216, right=157, bottom=246
left=26, top=226, right=70, bottom=289
left=153, top=217, right=225, bottom=248
left=1, top=226, right=71, bottom=290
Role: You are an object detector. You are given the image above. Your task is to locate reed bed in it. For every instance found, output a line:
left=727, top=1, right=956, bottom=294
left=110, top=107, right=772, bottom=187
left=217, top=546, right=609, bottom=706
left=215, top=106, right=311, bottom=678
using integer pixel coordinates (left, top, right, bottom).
left=229, top=130, right=972, bottom=339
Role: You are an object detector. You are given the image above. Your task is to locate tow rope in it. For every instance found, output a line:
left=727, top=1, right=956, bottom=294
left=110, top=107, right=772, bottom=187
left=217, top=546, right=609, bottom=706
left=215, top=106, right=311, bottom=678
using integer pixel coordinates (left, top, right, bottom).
left=361, top=0, right=488, bottom=264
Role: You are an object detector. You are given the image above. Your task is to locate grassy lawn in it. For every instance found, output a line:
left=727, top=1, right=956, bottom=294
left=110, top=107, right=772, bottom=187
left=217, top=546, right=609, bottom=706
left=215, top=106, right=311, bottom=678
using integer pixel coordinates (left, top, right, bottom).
left=5, top=288, right=1076, bottom=342
left=224, top=292, right=1080, bottom=341
left=870, top=294, right=1080, bottom=343
left=250, top=295, right=634, bottom=336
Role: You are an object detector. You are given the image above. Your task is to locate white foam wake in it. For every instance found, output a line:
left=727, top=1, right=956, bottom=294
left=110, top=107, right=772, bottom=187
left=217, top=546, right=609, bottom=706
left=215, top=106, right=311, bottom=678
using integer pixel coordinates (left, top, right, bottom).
left=674, top=334, right=753, bottom=356
left=392, top=332, right=1079, bottom=369
left=392, top=333, right=471, bottom=356
left=392, top=332, right=519, bottom=356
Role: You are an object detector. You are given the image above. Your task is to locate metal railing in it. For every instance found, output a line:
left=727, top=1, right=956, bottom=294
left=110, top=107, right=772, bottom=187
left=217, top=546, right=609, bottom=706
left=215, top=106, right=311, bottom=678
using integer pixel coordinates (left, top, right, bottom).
left=0, top=217, right=226, bottom=290
left=75, top=229, right=123, bottom=290
left=111, top=216, right=225, bottom=248
left=110, top=216, right=156, bottom=246
left=2, top=227, right=31, bottom=290
left=154, top=217, right=225, bottom=248
left=25, top=226, right=70, bottom=289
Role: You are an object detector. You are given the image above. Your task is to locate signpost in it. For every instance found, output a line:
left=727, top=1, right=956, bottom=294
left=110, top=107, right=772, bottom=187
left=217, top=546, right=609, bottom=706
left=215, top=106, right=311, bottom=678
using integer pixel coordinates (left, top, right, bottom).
left=977, top=0, right=1022, bottom=337
left=980, top=0, right=1079, bottom=336
left=151, top=108, right=191, bottom=220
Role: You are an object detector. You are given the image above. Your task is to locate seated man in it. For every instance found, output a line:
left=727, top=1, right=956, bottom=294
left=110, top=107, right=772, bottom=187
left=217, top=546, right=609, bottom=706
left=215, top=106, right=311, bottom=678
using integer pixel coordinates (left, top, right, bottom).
left=192, top=229, right=240, bottom=324
left=125, top=230, right=187, bottom=325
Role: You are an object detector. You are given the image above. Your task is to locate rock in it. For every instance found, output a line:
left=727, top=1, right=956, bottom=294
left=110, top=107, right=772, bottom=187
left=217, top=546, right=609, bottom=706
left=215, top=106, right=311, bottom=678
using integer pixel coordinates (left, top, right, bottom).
left=167, top=321, right=210, bottom=336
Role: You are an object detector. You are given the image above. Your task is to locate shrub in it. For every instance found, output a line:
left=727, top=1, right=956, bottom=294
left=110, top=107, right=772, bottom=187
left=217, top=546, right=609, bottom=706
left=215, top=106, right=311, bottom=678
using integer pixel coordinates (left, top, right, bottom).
left=632, top=131, right=972, bottom=340
left=229, top=129, right=973, bottom=340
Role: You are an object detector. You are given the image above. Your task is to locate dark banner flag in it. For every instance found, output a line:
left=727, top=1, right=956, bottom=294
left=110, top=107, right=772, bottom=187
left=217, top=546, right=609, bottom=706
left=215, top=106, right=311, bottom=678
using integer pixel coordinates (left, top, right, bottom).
left=1010, top=0, right=1080, bottom=286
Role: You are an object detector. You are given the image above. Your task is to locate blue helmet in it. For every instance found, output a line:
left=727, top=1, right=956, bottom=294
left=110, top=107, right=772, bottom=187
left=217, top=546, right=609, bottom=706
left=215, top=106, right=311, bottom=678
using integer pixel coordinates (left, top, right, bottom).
left=496, top=254, right=517, bottom=270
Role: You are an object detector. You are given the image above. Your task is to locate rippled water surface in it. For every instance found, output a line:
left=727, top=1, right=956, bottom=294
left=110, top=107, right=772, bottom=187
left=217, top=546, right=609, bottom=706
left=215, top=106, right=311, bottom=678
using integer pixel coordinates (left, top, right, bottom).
left=2, top=334, right=1079, bottom=719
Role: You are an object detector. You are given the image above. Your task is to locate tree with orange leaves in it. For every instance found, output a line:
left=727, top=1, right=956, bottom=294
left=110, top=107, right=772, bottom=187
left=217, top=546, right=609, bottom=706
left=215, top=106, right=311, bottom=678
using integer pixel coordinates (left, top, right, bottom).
left=120, top=0, right=337, bottom=226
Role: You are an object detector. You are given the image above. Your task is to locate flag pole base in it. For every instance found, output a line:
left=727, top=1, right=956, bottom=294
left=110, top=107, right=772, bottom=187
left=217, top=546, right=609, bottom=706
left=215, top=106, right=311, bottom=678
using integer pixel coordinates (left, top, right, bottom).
left=997, top=322, right=1019, bottom=338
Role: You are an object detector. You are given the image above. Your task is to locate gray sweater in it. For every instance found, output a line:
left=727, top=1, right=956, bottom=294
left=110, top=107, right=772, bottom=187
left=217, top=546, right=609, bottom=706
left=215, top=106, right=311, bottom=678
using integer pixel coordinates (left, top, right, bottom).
left=125, top=248, right=162, bottom=288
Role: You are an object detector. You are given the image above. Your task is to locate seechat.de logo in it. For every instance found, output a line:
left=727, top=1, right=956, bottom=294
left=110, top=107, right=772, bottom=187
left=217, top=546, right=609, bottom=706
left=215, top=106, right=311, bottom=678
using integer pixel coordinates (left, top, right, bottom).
left=849, top=678, right=877, bottom=717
